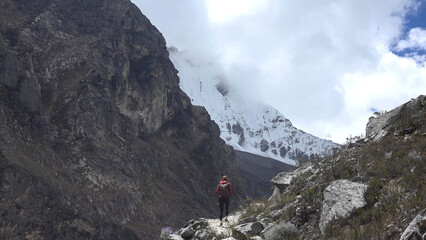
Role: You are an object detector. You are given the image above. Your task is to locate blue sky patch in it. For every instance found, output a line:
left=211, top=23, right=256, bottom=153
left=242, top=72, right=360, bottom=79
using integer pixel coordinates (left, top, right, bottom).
left=393, top=0, right=426, bottom=62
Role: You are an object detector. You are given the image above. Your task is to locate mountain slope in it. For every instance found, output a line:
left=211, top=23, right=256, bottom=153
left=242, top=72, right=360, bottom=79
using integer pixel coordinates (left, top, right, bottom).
left=0, top=0, right=244, bottom=238
left=169, top=49, right=339, bottom=165
left=165, top=95, right=426, bottom=240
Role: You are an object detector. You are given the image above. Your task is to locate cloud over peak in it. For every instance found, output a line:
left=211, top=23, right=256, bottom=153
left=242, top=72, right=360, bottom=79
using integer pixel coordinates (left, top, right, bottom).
left=135, top=0, right=426, bottom=143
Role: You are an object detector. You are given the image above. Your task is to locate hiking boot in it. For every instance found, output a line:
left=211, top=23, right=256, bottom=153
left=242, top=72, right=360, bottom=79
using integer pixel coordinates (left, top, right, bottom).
left=219, top=220, right=222, bottom=226
left=224, top=217, right=229, bottom=222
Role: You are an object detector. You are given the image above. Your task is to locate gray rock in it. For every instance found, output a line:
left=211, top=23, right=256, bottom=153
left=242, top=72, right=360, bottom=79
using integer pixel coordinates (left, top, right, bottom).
left=192, top=219, right=208, bottom=230
left=180, top=226, right=195, bottom=239
left=259, top=218, right=272, bottom=229
left=268, top=187, right=281, bottom=204
left=239, top=215, right=258, bottom=224
left=271, top=165, right=314, bottom=191
left=168, top=234, right=184, bottom=240
left=234, top=222, right=264, bottom=237
left=319, top=179, right=368, bottom=234
left=194, top=229, right=209, bottom=240
left=399, top=209, right=426, bottom=240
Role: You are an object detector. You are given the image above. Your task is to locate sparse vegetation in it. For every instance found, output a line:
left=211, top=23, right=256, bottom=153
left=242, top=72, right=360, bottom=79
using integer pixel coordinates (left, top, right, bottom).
left=264, top=222, right=299, bottom=240
left=238, top=110, right=426, bottom=240
left=240, top=198, right=269, bottom=220
left=322, top=124, right=426, bottom=239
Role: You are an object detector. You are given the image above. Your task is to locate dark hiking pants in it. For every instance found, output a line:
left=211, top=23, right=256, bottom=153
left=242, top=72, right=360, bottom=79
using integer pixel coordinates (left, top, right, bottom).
left=218, top=197, right=230, bottom=221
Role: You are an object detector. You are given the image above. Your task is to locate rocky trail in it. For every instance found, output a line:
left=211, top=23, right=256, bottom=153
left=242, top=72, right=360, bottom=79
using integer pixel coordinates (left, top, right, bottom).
left=206, top=214, right=240, bottom=238
left=167, top=214, right=242, bottom=240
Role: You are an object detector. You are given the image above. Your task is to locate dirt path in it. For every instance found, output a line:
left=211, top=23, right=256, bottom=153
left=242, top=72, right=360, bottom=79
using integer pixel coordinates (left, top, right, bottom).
left=206, top=213, right=240, bottom=238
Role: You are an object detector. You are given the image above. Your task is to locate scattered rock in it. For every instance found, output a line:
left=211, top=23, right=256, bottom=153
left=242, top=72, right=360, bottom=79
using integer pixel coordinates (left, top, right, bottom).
left=233, top=222, right=264, bottom=238
left=194, top=229, right=209, bottom=240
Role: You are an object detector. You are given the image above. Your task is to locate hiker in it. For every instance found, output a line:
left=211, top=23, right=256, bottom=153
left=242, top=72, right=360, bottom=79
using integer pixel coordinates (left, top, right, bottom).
left=216, top=176, right=233, bottom=225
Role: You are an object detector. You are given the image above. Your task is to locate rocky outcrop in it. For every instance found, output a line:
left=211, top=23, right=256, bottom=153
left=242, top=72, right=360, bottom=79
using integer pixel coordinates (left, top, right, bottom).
left=366, top=95, right=425, bottom=141
left=0, top=0, right=243, bottom=238
left=319, top=180, right=368, bottom=234
left=270, top=165, right=314, bottom=192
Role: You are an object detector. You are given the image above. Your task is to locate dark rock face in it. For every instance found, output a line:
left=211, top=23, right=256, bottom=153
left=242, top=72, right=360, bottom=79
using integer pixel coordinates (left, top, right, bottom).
left=0, top=0, right=243, bottom=238
left=260, top=139, right=269, bottom=152
left=232, top=123, right=245, bottom=146
left=279, top=146, right=288, bottom=158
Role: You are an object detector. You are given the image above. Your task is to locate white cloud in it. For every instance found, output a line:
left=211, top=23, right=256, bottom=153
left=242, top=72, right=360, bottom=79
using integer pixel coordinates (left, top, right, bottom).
left=134, top=0, right=426, bottom=144
left=205, top=0, right=268, bottom=23
left=397, top=27, right=426, bottom=50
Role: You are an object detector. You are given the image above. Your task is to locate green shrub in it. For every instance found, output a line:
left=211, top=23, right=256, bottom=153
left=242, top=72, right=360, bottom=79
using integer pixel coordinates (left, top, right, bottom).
left=264, top=222, right=299, bottom=240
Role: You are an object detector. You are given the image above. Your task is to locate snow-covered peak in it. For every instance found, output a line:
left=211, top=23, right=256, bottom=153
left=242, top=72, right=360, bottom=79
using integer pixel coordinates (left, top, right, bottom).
left=170, top=49, right=339, bottom=165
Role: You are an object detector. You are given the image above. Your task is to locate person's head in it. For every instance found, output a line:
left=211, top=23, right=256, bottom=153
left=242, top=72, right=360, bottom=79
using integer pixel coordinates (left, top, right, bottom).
left=222, top=176, right=228, bottom=181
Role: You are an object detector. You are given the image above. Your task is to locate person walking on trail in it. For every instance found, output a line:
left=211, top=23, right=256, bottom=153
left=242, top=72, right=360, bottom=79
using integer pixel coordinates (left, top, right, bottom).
left=216, top=176, right=233, bottom=226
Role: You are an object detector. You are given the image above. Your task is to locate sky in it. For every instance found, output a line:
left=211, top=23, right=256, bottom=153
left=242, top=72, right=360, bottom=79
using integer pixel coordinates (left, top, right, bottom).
left=133, top=0, right=426, bottom=144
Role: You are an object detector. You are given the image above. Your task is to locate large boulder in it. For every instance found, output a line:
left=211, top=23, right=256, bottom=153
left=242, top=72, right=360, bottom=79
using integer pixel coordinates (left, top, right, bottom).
left=319, top=179, right=368, bottom=234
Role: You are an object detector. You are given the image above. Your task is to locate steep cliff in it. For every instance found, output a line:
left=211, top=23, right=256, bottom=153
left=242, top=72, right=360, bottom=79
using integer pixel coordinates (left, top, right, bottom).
left=0, top=0, right=243, bottom=238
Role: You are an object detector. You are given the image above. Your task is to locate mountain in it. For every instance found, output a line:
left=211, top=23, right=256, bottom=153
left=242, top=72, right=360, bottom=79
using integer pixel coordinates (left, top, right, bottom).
left=164, top=95, right=426, bottom=240
left=169, top=49, right=339, bottom=166
left=0, top=0, right=244, bottom=238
